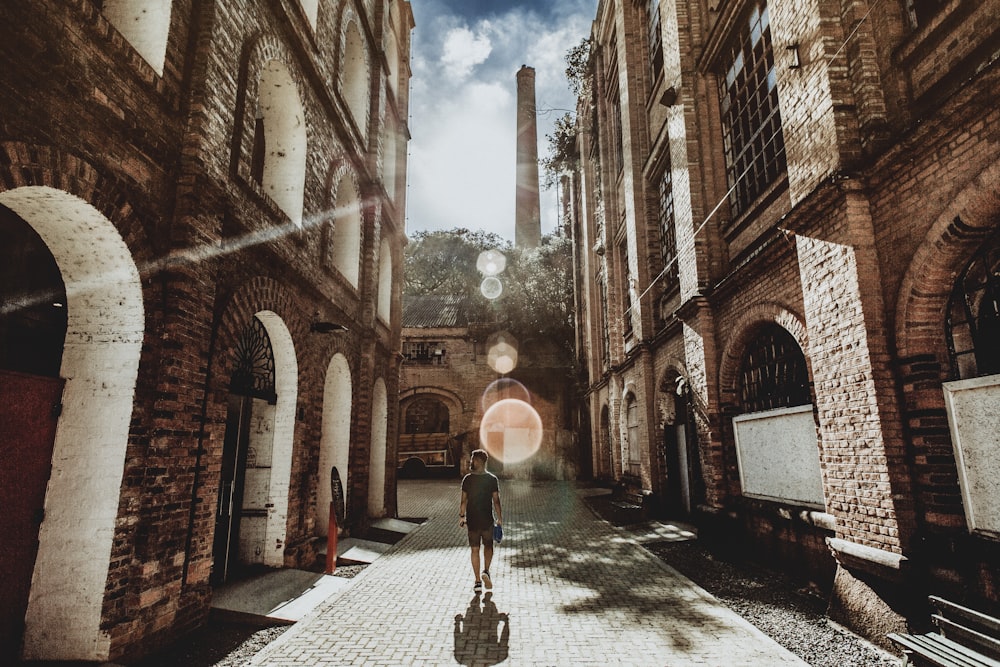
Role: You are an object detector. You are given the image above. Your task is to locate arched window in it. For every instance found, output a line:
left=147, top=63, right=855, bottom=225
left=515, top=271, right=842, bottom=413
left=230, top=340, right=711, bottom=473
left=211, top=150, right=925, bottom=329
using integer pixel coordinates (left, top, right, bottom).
left=343, top=20, right=370, bottom=136
left=739, top=323, right=810, bottom=413
left=600, top=404, right=612, bottom=477
left=255, top=60, right=307, bottom=227
left=382, top=119, right=398, bottom=202
left=0, top=205, right=67, bottom=377
left=299, top=0, right=318, bottom=30
left=331, top=177, right=362, bottom=287
left=386, top=2, right=401, bottom=95
left=102, top=0, right=172, bottom=75
left=377, top=238, right=392, bottom=322
left=947, top=231, right=1000, bottom=380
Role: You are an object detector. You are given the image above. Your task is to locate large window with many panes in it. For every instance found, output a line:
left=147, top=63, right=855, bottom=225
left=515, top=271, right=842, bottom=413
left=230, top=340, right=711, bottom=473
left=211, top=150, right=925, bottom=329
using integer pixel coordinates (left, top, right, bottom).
left=656, top=157, right=679, bottom=293
left=605, top=39, right=624, bottom=174
left=718, top=1, right=786, bottom=219
left=647, top=0, right=663, bottom=80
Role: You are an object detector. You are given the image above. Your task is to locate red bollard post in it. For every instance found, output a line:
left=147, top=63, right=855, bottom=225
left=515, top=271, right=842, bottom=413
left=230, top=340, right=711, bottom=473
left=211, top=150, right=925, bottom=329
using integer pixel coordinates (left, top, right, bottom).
left=325, top=502, right=338, bottom=574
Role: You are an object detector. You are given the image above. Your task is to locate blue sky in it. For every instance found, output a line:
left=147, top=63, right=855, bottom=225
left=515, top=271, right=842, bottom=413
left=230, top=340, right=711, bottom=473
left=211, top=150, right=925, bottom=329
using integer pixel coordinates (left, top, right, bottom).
left=404, top=0, right=598, bottom=243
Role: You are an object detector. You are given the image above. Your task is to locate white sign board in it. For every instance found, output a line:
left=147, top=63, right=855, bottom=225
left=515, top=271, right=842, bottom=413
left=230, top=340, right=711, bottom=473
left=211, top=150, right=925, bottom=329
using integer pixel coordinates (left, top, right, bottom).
left=943, top=374, right=1000, bottom=538
left=733, top=405, right=824, bottom=507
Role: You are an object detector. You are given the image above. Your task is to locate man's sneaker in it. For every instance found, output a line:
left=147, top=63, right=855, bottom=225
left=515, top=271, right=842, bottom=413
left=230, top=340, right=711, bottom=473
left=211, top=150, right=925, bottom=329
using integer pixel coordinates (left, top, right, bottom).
left=474, top=580, right=482, bottom=593
left=481, top=570, right=492, bottom=590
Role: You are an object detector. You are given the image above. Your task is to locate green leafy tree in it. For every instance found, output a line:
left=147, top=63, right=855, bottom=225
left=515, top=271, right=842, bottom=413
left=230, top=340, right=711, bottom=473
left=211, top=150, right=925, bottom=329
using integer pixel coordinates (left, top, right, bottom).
left=541, top=37, right=592, bottom=189
left=404, top=228, right=509, bottom=295
left=403, top=228, right=510, bottom=322
left=540, top=112, right=578, bottom=190
left=499, top=236, right=576, bottom=362
left=404, top=229, right=576, bottom=364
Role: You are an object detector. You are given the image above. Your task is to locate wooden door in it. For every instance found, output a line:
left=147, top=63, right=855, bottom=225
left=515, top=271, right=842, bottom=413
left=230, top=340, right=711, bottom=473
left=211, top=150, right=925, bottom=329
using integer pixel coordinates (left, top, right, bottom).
left=0, top=369, right=64, bottom=661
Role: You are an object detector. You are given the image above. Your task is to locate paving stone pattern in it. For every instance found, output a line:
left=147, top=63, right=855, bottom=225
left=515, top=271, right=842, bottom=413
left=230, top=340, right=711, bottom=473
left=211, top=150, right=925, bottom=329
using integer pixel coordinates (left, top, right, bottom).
left=249, top=480, right=807, bottom=666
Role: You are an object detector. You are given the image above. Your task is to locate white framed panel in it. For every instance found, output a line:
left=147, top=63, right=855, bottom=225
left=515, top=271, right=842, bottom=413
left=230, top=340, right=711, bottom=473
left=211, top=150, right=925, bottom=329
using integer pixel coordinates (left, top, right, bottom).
left=733, top=405, right=824, bottom=507
left=943, top=374, right=1000, bottom=538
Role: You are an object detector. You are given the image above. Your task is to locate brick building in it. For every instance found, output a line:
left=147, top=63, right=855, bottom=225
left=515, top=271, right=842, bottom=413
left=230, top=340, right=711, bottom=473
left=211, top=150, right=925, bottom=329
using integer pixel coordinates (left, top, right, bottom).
left=0, top=0, right=412, bottom=661
left=399, top=294, right=582, bottom=482
left=564, top=0, right=999, bottom=647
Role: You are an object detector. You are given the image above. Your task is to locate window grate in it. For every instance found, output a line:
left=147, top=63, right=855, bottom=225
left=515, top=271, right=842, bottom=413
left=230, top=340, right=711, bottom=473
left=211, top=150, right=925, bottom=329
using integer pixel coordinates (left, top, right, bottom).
left=402, top=341, right=447, bottom=365
left=947, top=229, right=1000, bottom=380
left=739, top=323, right=810, bottom=413
left=231, top=316, right=277, bottom=402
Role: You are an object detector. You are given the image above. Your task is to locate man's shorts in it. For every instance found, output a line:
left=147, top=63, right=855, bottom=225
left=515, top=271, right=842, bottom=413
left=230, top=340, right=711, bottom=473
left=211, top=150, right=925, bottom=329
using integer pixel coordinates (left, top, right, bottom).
left=467, top=527, right=493, bottom=547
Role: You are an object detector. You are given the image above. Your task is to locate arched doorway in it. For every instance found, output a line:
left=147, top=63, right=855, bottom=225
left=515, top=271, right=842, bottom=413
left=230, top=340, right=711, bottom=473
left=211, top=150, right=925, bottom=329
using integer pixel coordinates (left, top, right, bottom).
left=318, top=353, right=352, bottom=537
left=0, top=186, right=143, bottom=662
left=659, top=376, right=697, bottom=518
left=213, top=311, right=297, bottom=582
left=213, top=315, right=278, bottom=583
left=0, top=204, right=67, bottom=660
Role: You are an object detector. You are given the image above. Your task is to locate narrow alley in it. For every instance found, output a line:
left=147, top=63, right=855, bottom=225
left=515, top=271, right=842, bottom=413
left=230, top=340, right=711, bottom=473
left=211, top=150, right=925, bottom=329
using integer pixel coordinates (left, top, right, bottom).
left=245, top=479, right=807, bottom=666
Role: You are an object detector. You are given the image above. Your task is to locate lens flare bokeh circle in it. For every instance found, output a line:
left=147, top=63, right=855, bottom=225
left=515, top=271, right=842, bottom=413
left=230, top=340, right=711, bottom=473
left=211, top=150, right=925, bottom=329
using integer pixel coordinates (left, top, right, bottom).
left=480, top=377, right=532, bottom=412
left=476, top=250, right=507, bottom=276
left=480, top=276, right=503, bottom=300
left=487, top=342, right=517, bottom=374
left=478, top=398, right=543, bottom=464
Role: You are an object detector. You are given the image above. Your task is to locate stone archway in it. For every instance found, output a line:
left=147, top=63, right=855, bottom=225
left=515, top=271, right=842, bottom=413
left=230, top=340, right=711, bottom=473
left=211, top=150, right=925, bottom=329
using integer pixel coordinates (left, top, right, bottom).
left=0, top=186, right=143, bottom=662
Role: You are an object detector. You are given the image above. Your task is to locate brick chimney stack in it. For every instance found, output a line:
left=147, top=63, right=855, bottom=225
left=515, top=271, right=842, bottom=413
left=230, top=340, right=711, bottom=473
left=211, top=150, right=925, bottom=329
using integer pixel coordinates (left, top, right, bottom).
left=515, top=65, right=541, bottom=248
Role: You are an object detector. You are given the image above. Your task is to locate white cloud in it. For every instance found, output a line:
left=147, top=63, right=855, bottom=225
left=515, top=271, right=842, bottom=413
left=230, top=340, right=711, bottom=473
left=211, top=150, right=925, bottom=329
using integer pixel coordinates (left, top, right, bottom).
left=406, top=1, right=598, bottom=243
left=440, top=25, right=493, bottom=80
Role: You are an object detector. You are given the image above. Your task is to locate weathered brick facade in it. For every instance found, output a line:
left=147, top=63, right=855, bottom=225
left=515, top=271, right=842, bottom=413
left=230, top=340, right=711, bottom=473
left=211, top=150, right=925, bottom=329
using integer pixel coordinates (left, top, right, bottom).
left=399, top=296, right=582, bottom=482
left=567, top=0, right=1000, bottom=647
left=0, top=0, right=411, bottom=661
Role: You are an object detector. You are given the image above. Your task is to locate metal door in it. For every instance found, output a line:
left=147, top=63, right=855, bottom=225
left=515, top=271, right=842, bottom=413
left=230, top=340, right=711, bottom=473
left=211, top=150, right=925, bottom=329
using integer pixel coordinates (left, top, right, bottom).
left=212, top=394, right=253, bottom=584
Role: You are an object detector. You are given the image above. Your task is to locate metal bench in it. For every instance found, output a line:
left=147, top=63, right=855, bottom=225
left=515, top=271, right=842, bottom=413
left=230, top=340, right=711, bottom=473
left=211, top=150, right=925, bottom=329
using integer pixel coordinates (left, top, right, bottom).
left=887, top=596, right=1000, bottom=667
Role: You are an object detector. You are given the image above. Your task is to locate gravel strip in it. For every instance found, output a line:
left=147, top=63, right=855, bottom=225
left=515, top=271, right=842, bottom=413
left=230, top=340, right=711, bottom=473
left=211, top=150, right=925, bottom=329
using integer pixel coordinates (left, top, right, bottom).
left=584, top=493, right=900, bottom=667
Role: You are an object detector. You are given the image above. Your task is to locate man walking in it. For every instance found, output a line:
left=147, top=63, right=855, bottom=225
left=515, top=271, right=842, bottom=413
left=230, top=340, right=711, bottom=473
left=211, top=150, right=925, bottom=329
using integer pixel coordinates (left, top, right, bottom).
left=459, top=449, right=503, bottom=593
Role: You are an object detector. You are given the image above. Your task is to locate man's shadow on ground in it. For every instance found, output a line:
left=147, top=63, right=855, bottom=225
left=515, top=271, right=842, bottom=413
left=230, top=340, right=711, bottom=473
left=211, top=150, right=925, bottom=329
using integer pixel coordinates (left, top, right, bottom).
left=454, top=592, right=510, bottom=666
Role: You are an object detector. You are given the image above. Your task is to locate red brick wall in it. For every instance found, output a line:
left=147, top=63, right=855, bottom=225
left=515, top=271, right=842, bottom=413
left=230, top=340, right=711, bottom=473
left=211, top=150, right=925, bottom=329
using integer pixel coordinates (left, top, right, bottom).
left=1, top=0, right=409, bottom=659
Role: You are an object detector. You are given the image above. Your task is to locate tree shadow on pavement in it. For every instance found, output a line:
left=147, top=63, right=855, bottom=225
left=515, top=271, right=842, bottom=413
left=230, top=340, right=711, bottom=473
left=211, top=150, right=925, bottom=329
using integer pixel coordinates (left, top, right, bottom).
left=453, top=591, right=510, bottom=666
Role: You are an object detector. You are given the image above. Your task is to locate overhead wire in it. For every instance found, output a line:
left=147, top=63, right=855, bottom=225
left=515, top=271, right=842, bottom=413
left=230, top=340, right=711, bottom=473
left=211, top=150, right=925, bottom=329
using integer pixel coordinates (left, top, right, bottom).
left=619, top=0, right=883, bottom=317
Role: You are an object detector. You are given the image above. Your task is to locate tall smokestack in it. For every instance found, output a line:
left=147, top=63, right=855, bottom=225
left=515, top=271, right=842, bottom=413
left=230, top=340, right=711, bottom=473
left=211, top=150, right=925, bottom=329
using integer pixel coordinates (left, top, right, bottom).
left=515, top=65, right=541, bottom=248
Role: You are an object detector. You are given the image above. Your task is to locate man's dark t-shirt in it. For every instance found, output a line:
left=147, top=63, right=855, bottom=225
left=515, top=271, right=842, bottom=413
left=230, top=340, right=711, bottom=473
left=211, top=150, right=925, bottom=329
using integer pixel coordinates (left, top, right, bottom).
left=462, top=472, right=499, bottom=531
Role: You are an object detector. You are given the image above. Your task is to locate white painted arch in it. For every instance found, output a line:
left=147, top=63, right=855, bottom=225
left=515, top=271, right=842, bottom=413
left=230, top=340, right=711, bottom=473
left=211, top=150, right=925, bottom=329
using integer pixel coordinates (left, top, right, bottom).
left=1, top=186, right=143, bottom=662
left=253, top=311, right=298, bottom=567
left=332, top=175, right=362, bottom=287
left=377, top=238, right=392, bottom=323
left=318, top=353, right=352, bottom=536
left=102, top=0, right=172, bottom=76
left=343, top=17, right=370, bottom=136
left=259, top=60, right=307, bottom=227
left=368, top=378, right=388, bottom=517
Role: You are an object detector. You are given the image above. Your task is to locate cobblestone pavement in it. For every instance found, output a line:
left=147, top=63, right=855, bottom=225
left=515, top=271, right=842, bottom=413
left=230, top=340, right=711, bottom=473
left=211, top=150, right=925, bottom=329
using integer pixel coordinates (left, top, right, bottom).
left=249, top=480, right=807, bottom=666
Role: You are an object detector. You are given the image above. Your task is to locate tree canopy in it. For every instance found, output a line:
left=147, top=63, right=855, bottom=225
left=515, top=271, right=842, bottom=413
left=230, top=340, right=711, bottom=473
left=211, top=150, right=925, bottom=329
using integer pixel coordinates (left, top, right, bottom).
left=404, top=229, right=576, bottom=364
